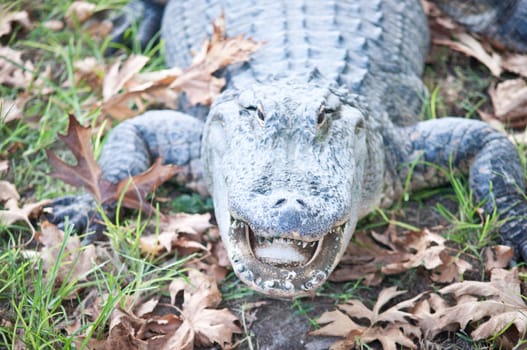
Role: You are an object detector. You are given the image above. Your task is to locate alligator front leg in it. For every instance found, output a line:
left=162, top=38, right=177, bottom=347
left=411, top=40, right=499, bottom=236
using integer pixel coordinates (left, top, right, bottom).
left=394, top=118, right=527, bottom=259
left=107, top=0, right=165, bottom=54
left=48, top=110, right=204, bottom=240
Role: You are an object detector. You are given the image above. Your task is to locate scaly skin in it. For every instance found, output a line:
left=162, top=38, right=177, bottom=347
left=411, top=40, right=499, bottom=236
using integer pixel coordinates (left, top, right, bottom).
left=50, top=0, right=527, bottom=298
left=435, top=0, right=527, bottom=52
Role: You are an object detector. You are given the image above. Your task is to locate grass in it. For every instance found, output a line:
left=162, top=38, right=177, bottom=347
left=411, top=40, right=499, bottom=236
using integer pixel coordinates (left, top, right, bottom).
left=1, top=0, right=526, bottom=349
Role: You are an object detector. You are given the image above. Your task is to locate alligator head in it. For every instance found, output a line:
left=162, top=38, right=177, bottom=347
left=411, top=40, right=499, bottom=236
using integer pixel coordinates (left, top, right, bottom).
left=201, top=73, right=383, bottom=298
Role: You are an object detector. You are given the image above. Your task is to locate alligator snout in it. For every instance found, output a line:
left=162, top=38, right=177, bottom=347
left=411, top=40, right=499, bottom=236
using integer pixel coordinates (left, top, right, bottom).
left=269, top=193, right=312, bottom=237
left=242, top=190, right=328, bottom=240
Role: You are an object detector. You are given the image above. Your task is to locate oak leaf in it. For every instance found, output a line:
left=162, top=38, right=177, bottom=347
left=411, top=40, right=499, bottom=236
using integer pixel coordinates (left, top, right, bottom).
left=488, top=79, right=527, bottom=128
left=0, top=160, right=7, bottom=173
left=65, top=1, right=96, bottom=27
left=434, top=33, right=502, bottom=77
left=0, top=46, right=36, bottom=89
left=0, top=180, right=50, bottom=234
left=1, top=98, right=23, bottom=123
left=99, top=15, right=262, bottom=120
left=0, top=8, right=31, bottom=37
left=483, top=245, right=513, bottom=272
left=140, top=213, right=212, bottom=255
left=165, top=270, right=241, bottom=349
left=501, top=54, right=527, bottom=78
left=47, top=115, right=180, bottom=215
left=311, top=287, right=419, bottom=350
left=36, top=221, right=96, bottom=290
left=331, top=228, right=471, bottom=285
left=419, top=268, right=527, bottom=346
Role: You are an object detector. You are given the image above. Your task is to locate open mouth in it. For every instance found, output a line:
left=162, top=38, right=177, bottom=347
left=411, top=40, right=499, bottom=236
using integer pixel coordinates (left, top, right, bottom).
left=247, top=224, right=322, bottom=267
left=226, top=216, right=348, bottom=298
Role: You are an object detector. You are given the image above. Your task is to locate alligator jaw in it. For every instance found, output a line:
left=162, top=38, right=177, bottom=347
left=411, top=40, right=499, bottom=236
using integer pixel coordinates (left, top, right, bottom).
left=226, top=217, right=348, bottom=298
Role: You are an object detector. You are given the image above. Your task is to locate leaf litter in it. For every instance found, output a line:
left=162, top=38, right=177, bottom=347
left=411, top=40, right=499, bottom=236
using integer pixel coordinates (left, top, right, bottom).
left=423, top=0, right=527, bottom=131
left=97, top=14, right=262, bottom=120
left=82, top=270, right=241, bottom=350
left=2, top=2, right=527, bottom=349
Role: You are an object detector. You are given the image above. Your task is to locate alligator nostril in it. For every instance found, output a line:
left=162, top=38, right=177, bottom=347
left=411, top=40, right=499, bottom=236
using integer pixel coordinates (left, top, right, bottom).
left=296, top=199, right=307, bottom=207
left=273, top=198, right=287, bottom=207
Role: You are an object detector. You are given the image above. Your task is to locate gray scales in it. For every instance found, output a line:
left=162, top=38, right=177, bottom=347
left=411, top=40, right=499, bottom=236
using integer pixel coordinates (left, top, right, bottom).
left=50, top=0, right=527, bottom=297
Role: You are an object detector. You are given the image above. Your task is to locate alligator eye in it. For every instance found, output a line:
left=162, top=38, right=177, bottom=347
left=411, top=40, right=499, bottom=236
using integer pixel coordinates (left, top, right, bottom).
left=317, top=103, right=327, bottom=127
left=256, top=102, right=265, bottom=125
left=355, top=118, right=365, bottom=134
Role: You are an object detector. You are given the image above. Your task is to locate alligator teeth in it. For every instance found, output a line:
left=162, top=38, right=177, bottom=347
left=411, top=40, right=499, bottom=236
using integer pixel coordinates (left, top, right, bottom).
left=302, top=242, right=308, bottom=248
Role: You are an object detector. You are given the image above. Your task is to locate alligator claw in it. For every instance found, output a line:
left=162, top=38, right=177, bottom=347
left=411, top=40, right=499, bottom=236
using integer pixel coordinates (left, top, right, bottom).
left=106, top=0, right=165, bottom=55
left=45, top=193, right=109, bottom=243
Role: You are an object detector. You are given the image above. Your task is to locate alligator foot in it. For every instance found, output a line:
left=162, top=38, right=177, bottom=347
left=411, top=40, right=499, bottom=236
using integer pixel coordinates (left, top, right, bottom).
left=435, top=0, right=527, bottom=53
left=44, top=193, right=110, bottom=244
left=483, top=0, right=527, bottom=53
left=106, top=0, right=165, bottom=54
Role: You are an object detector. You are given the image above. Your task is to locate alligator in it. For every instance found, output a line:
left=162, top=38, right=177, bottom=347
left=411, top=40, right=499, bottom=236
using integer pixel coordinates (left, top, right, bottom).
left=49, top=0, right=527, bottom=298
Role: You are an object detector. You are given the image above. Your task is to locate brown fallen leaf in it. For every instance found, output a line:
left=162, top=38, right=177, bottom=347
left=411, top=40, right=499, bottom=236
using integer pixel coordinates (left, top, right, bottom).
left=73, top=57, right=106, bottom=90
left=331, top=227, right=471, bottom=285
left=1, top=98, right=23, bottom=123
left=501, top=54, right=527, bottom=78
left=488, top=79, right=527, bottom=128
left=0, top=46, right=36, bottom=89
left=65, top=1, right=97, bottom=27
left=36, top=221, right=96, bottom=292
left=164, top=269, right=241, bottom=349
left=0, top=8, right=32, bottom=37
left=484, top=245, right=514, bottom=272
left=434, top=33, right=502, bottom=77
left=0, top=160, right=7, bottom=173
left=99, top=15, right=262, bottom=120
left=0, top=180, right=50, bottom=234
left=140, top=213, right=212, bottom=255
left=427, top=268, right=527, bottom=346
left=102, top=55, right=150, bottom=102
left=42, top=19, right=64, bottom=31
left=65, top=289, right=106, bottom=336
left=311, top=287, right=419, bottom=350
left=47, top=115, right=180, bottom=215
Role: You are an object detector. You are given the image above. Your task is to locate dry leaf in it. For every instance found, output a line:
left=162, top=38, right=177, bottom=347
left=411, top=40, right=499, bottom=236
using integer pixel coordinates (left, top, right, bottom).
left=66, top=289, right=105, bottom=336
left=165, top=270, right=241, bottom=349
left=47, top=115, right=180, bottom=214
left=47, top=115, right=103, bottom=200
left=134, top=298, right=159, bottom=318
left=502, top=54, right=527, bottom=78
left=98, top=16, right=261, bottom=120
left=73, top=57, right=105, bottom=90
left=425, top=268, right=527, bottom=345
left=0, top=160, right=7, bottom=173
left=484, top=245, right=514, bottom=271
left=36, top=221, right=96, bottom=288
left=140, top=213, right=212, bottom=255
left=488, top=79, right=527, bottom=127
left=65, top=1, right=96, bottom=27
left=0, top=8, right=32, bottom=37
left=311, top=287, right=419, bottom=350
left=42, top=20, right=64, bottom=31
left=434, top=33, right=502, bottom=77
left=0, top=180, right=50, bottom=234
left=102, top=55, right=150, bottom=101
left=0, top=46, right=36, bottom=89
left=331, top=228, right=471, bottom=285
left=1, top=98, right=23, bottom=123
